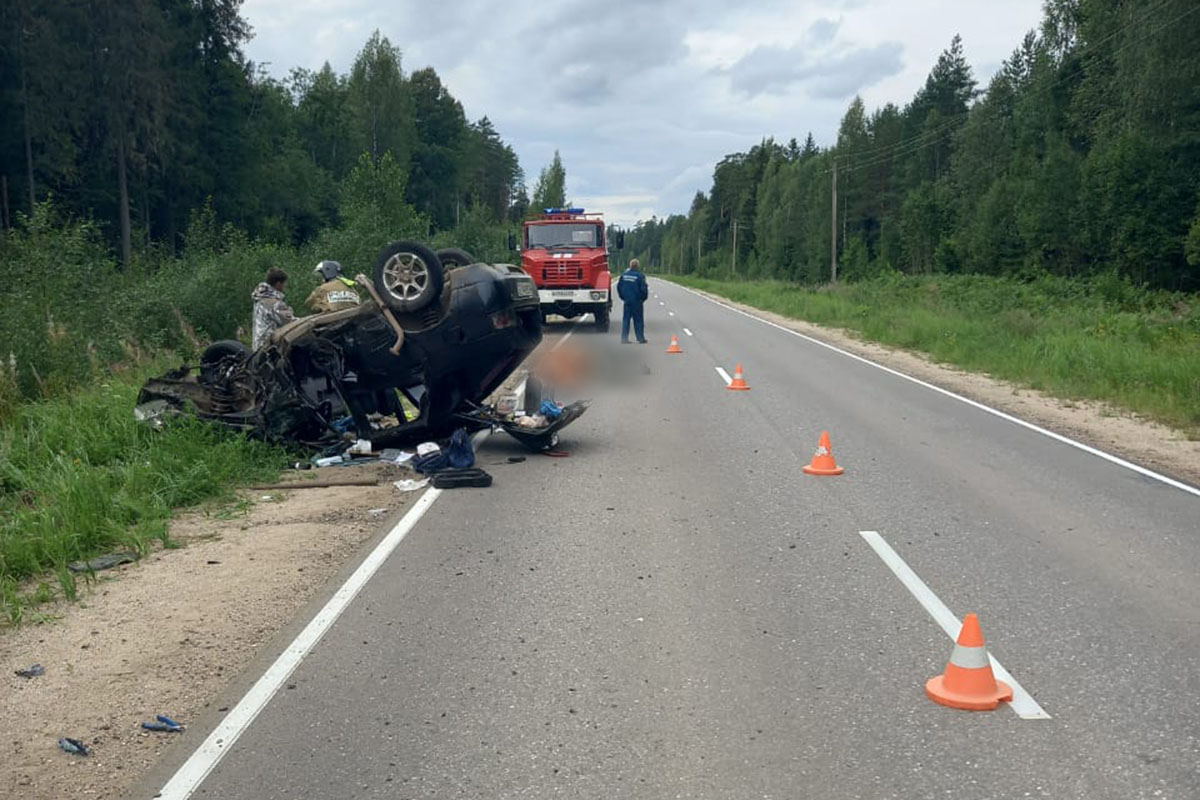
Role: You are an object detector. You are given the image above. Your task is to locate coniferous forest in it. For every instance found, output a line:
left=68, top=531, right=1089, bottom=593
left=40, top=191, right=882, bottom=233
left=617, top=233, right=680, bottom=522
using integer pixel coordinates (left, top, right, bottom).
left=621, top=1, right=1200, bottom=291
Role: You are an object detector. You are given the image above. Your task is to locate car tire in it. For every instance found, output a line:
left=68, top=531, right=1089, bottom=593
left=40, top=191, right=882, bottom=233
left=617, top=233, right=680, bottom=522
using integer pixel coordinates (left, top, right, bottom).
left=593, top=306, right=610, bottom=332
left=201, top=339, right=250, bottom=364
left=372, top=240, right=445, bottom=313
left=435, top=247, right=476, bottom=269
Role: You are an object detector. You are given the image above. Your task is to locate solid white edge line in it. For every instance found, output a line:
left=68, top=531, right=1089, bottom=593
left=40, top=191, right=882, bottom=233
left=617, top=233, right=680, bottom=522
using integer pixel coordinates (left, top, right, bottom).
left=157, top=432, right=491, bottom=798
left=715, top=367, right=732, bottom=386
left=670, top=283, right=1200, bottom=500
left=683, top=328, right=693, bottom=337
left=858, top=531, right=1051, bottom=720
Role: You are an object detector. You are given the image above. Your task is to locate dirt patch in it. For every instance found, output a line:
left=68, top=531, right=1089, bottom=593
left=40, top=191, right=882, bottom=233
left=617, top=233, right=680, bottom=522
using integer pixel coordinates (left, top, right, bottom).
left=693, top=288, right=1200, bottom=487
left=0, top=462, right=418, bottom=800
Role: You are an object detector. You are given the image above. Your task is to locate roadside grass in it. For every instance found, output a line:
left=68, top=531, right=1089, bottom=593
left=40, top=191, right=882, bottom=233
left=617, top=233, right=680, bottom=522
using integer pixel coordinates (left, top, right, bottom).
left=668, top=273, right=1200, bottom=436
left=0, top=369, right=289, bottom=624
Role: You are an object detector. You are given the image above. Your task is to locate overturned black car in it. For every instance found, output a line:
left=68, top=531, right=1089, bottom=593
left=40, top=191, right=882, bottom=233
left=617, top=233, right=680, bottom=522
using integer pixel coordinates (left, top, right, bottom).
left=137, top=241, right=583, bottom=449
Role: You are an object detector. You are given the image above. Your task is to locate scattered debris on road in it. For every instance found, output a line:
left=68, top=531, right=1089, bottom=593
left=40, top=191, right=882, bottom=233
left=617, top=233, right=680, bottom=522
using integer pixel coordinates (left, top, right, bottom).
left=57, top=738, right=89, bottom=757
left=141, top=715, right=184, bottom=733
left=462, top=400, right=589, bottom=453
left=431, top=468, right=493, bottom=489
left=67, top=552, right=138, bottom=573
left=14, top=664, right=45, bottom=679
left=378, top=449, right=414, bottom=465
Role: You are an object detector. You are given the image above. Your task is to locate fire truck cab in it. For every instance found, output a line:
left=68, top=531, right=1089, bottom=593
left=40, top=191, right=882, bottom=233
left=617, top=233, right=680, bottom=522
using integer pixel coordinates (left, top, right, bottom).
left=519, top=208, right=620, bottom=331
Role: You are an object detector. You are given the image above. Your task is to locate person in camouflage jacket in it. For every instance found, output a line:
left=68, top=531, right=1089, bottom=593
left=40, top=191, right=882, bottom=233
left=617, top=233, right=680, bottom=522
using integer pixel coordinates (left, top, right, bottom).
left=251, top=268, right=295, bottom=350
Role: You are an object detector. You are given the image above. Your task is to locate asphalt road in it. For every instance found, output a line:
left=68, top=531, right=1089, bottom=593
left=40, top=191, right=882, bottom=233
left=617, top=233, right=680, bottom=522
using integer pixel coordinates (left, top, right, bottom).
left=145, top=280, right=1200, bottom=799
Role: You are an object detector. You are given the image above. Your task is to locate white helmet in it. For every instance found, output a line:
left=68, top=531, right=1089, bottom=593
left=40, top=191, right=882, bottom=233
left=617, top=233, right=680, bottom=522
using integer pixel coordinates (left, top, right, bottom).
left=314, top=260, right=342, bottom=281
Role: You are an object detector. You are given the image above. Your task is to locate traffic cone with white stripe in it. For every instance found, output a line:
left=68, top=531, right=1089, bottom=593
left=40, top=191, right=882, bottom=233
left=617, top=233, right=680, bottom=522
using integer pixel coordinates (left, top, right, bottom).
left=666, top=335, right=683, bottom=354
left=727, top=363, right=750, bottom=390
left=926, top=613, right=1012, bottom=711
left=802, top=431, right=844, bottom=475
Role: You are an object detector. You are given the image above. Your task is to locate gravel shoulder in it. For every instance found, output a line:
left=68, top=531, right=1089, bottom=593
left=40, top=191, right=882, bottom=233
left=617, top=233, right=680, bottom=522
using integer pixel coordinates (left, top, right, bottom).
left=689, top=286, right=1200, bottom=487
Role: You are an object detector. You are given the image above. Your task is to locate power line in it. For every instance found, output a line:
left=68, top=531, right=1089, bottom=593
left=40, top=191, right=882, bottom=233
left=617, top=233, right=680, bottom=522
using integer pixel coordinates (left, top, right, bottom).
left=836, top=113, right=965, bottom=161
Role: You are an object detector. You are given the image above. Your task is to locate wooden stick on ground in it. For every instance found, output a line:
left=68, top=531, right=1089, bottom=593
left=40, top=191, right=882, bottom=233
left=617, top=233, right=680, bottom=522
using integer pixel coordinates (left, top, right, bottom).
left=248, top=477, right=379, bottom=490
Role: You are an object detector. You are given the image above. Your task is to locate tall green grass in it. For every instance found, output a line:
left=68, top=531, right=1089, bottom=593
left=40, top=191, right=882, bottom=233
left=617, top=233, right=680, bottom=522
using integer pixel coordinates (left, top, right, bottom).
left=0, top=371, right=288, bottom=624
left=670, top=273, right=1200, bottom=435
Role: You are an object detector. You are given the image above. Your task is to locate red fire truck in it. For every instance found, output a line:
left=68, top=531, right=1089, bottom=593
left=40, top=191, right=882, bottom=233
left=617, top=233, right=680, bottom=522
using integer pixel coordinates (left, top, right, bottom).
left=519, top=208, right=622, bottom=332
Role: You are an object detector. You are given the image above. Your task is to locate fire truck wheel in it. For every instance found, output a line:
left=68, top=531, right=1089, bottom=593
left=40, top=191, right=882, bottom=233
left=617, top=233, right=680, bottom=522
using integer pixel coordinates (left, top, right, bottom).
left=373, top=240, right=445, bottom=313
left=435, top=247, right=476, bottom=269
left=593, top=306, right=610, bottom=332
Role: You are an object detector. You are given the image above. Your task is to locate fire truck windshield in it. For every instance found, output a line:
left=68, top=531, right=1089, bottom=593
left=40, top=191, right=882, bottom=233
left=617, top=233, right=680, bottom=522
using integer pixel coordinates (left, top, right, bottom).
left=527, top=224, right=601, bottom=249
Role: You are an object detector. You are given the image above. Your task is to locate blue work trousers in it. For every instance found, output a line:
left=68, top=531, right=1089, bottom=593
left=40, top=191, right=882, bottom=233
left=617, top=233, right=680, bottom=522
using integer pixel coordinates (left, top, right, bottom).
left=621, top=301, right=646, bottom=342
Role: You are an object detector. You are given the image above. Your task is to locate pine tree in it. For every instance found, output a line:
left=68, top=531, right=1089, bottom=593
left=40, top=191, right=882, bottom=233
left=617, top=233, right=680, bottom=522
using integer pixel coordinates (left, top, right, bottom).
left=531, top=151, right=567, bottom=211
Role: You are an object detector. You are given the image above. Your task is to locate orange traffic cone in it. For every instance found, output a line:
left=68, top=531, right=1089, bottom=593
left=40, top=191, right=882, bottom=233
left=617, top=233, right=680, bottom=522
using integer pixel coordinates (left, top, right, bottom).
left=666, top=335, right=683, bottom=354
left=926, top=613, right=1013, bottom=711
left=802, top=431, right=844, bottom=475
left=727, top=363, right=750, bottom=391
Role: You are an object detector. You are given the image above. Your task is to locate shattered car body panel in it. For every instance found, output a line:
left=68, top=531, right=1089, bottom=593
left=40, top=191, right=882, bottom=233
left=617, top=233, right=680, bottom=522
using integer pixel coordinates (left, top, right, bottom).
left=138, top=261, right=545, bottom=447
left=461, top=400, right=590, bottom=452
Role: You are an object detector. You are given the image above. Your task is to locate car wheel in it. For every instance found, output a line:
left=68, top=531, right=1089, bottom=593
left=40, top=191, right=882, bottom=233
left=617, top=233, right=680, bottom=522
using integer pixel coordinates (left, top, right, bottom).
left=435, top=247, right=476, bottom=269
left=593, top=306, right=610, bottom=332
left=199, top=339, right=250, bottom=383
left=201, top=339, right=250, bottom=364
left=373, top=240, right=445, bottom=313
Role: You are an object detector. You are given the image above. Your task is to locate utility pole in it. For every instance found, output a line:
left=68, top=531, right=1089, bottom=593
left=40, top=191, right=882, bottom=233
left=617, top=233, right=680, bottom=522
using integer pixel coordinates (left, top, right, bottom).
left=731, top=218, right=738, bottom=276
left=678, top=238, right=683, bottom=275
left=830, top=159, right=838, bottom=283
left=842, top=191, right=847, bottom=255
left=696, top=234, right=701, bottom=269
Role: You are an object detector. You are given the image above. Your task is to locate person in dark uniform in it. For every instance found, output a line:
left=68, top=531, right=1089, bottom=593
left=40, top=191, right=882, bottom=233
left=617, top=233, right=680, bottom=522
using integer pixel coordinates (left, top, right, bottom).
left=617, top=258, right=649, bottom=343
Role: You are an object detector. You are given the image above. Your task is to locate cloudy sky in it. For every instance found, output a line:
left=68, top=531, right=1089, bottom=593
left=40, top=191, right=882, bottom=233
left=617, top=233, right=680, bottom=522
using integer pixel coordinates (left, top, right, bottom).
left=241, top=0, right=1045, bottom=226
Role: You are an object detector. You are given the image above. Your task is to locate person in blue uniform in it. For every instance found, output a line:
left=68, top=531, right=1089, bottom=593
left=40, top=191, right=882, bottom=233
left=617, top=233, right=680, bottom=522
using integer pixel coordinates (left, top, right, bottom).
left=617, top=258, right=649, bottom=343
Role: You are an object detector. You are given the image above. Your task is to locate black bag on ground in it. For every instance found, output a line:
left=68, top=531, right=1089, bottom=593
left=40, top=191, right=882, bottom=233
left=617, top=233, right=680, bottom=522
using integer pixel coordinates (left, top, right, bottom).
left=430, top=468, right=492, bottom=489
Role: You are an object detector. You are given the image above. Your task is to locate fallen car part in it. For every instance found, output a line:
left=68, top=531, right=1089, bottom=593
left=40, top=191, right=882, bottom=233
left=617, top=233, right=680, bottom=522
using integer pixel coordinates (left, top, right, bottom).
left=457, top=400, right=589, bottom=453
left=67, top=551, right=138, bottom=573
left=431, top=468, right=492, bottom=489
left=58, top=738, right=90, bottom=757
left=141, top=715, right=184, bottom=733
left=355, top=273, right=405, bottom=355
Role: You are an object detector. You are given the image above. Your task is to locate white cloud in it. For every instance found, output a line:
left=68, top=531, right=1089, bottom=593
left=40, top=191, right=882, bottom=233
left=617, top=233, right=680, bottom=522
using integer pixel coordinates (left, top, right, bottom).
left=241, top=0, right=1044, bottom=226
